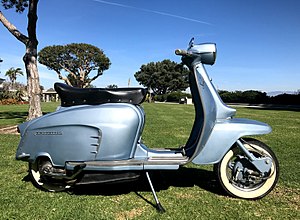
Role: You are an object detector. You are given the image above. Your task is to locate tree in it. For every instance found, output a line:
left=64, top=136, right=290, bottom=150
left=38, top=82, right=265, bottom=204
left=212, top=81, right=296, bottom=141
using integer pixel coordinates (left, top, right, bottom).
left=0, top=0, right=42, bottom=120
left=5, top=67, right=23, bottom=87
left=38, top=43, right=111, bottom=88
left=134, top=59, right=189, bottom=95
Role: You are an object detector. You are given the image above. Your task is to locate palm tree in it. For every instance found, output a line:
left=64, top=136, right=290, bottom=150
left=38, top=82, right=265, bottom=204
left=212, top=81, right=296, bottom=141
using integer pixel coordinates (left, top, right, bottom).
left=5, top=67, right=23, bottom=89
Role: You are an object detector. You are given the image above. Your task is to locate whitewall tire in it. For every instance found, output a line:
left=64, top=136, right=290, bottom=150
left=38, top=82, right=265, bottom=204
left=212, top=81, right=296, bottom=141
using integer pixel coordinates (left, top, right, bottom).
left=216, top=138, right=279, bottom=199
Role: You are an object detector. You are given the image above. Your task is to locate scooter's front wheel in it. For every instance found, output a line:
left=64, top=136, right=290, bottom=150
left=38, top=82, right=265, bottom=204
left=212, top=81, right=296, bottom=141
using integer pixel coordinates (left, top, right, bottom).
left=29, top=158, right=72, bottom=192
left=215, top=138, right=279, bottom=199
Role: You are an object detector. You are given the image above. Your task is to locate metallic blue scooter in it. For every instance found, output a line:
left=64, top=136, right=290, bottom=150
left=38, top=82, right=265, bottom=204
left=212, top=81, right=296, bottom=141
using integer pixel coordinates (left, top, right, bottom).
left=16, top=39, right=279, bottom=212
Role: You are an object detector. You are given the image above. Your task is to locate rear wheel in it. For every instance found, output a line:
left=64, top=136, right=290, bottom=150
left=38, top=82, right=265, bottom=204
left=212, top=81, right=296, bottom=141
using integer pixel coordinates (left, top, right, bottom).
left=29, top=158, right=72, bottom=192
left=215, top=138, right=279, bottom=199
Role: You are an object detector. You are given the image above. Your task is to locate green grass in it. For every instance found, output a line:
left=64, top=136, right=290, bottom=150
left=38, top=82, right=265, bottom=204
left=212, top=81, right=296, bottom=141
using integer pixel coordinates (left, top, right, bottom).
left=0, top=102, right=299, bottom=219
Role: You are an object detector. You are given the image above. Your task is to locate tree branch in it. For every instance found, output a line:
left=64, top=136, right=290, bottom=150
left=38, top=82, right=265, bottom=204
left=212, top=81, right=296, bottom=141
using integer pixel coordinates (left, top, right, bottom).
left=84, top=70, right=103, bottom=88
left=79, top=66, right=85, bottom=80
left=59, top=63, right=77, bottom=79
left=0, top=11, right=29, bottom=44
left=55, top=70, right=72, bottom=86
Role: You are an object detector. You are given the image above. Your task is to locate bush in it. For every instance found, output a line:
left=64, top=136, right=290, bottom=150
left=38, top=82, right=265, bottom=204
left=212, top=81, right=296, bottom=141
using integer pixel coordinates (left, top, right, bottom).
left=218, top=90, right=299, bottom=105
left=269, top=93, right=300, bottom=105
left=154, top=94, right=168, bottom=102
left=0, top=98, right=20, bottom=105
left=219, top=90, right=268, bottom=104
left=154, top=91, right=192, bottom=103
left=0, top=90, right=24, bottom=102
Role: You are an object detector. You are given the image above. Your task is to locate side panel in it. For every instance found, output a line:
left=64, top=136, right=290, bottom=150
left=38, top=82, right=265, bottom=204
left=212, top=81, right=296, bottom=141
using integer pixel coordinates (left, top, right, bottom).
left=95, top=104, right=144, bottom=160
left=17, top=125, right=100, bottom=166
left=192, top=118, right=272, bottom=164
left=16, top=103, right=144, bottom=166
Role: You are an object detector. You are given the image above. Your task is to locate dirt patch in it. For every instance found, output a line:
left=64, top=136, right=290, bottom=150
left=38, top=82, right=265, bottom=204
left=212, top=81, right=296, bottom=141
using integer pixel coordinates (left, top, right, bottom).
left=0, top=125, right=18, bottom=135
left=116, top=207, right=145, bottom=220
left=271, top=186, right=300, bottom=211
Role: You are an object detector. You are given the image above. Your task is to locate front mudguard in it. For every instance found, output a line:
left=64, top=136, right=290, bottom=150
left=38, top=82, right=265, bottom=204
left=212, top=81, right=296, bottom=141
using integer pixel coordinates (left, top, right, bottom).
left=192, top=118, right=272, bottom=164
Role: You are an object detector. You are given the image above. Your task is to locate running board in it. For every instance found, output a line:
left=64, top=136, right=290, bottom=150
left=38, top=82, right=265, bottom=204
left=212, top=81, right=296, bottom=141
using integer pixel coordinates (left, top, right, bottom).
left=66, top=156, right=188, bottom=171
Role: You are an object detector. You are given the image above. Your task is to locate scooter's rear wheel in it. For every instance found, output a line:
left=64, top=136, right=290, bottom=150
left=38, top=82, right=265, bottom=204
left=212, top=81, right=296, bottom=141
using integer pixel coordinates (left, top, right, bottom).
left=29, top=158, right=72, bottom=192
left=215, top=138, right=279, bottom=199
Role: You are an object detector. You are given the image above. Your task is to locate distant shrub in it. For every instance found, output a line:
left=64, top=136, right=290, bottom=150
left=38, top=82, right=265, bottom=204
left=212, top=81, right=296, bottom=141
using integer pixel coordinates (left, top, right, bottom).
left=269, top=93, right=300, bottom=105
left=218, top=90, right=299, bottom=105
left=154, top=91, right=192, bottom=103
left=154, top=94, right=167, bottom=102
left=219, top=90, right=268, bottom=104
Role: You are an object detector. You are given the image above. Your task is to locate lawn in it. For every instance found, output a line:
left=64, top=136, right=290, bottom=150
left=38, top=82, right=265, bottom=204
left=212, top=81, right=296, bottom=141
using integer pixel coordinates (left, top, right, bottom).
left=0, top=102, right=299, bottom=219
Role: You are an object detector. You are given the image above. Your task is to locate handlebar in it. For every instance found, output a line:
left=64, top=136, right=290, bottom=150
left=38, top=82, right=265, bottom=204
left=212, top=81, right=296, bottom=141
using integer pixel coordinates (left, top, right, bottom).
left=175, top=49, right=189, bottom=56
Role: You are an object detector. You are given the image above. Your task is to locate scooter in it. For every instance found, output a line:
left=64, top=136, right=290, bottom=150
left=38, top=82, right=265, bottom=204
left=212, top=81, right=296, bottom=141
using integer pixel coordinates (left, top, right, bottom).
left=16, top=38, right=279, bottom=212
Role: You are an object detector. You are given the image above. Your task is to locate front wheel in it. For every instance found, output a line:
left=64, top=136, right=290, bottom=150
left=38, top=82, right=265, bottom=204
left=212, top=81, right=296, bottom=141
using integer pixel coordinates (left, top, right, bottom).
left=215, top=138, right=279, bottom=199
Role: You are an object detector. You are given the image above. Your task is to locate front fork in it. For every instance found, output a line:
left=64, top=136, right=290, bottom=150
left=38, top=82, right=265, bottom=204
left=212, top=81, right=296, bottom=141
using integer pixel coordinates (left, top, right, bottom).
left=236, top=139, right=272, bottom=175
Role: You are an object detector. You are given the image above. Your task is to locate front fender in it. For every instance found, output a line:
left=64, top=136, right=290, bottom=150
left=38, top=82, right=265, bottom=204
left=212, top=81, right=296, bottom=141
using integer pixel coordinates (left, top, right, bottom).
left=192, top=118, right=271, bottom=164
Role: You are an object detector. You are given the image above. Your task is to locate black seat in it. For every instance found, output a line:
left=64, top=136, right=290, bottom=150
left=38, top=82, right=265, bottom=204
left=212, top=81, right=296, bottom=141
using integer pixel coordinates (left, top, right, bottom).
left=54, top=83, right=148, bottom=107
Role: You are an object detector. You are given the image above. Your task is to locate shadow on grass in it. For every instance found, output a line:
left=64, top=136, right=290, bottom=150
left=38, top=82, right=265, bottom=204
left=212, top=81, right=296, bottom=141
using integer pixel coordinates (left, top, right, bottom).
left=0, top=111, right=54, bottom=123
left=232, top=104, right=300, bottom=112
left=22, top=167, right=225, bottom=209
left=248, top=107, right=300, bottom=112
left=0, top=111, right=27, bottom=124
left=0, top=111, right=27, bottom=119
left=69, top=167, right=224, bottom=197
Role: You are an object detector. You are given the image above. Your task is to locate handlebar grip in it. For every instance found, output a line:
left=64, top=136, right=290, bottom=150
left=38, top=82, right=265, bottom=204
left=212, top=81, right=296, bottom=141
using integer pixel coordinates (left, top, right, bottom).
left=175, top=49, right=188, bottom=56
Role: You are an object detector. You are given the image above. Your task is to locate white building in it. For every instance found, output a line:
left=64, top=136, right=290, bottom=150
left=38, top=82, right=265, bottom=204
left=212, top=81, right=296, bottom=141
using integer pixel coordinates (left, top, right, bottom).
left=0, top=78, right=5, bottom=89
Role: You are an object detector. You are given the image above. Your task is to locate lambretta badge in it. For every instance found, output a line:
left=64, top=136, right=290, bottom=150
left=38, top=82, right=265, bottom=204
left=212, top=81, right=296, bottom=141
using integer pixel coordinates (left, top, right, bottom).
left=35, top=131, right=63, bottom=136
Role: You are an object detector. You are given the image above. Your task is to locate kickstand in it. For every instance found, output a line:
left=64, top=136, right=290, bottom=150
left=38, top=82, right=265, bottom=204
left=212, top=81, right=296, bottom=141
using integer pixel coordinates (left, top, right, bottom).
left=145, top=172, right=166, bottom=213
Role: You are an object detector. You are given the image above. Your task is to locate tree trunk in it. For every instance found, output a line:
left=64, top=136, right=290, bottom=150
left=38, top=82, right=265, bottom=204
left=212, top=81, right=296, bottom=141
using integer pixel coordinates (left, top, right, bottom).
left=0, top=0, right=42, bottom=120
left=24, top=0, right=42, bottom=120
left=24, top=46, right=42, bottom=120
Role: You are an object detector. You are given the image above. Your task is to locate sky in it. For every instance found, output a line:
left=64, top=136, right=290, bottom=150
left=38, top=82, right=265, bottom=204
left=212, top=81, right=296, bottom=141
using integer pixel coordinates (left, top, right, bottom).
left=0, top=0, right=299, bottom=93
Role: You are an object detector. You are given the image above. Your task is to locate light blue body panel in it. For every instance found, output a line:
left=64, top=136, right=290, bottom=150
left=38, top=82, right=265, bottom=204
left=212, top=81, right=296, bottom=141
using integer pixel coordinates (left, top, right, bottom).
left=16, top=103, right=145, bottom=167
left=187, top=63, right=271, bottom=164
left=192, top=118, right=271, bottom=164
